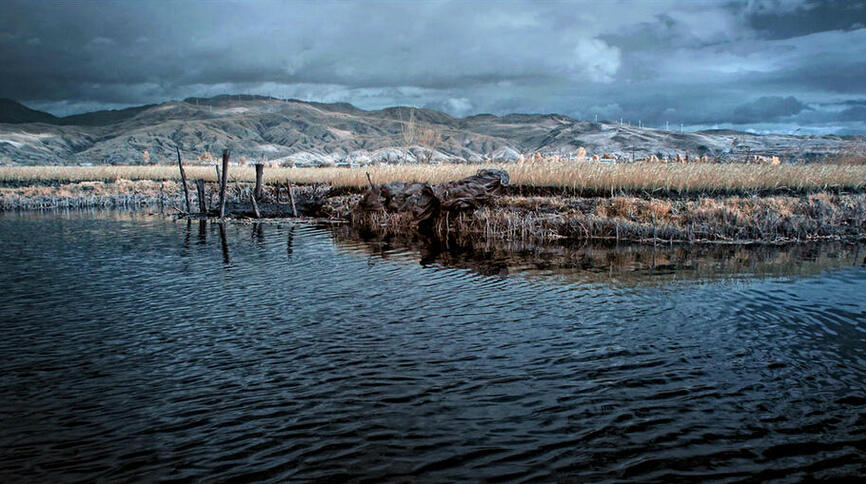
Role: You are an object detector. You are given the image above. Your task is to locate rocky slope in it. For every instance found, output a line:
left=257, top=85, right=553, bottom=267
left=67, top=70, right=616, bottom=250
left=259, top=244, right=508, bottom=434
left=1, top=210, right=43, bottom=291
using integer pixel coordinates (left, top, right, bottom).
left=0, top=95, right=859, bottom=166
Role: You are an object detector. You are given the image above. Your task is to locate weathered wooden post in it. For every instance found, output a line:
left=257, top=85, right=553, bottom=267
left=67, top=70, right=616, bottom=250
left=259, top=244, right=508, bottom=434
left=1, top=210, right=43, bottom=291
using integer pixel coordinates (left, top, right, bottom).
left=175, top=149, right=192, bottom=212
left=195, top=179, right=206, bottom=214
left=250, top=193, right=261, bottom=218
left=287, top=181, right=298, bottom=217
left=219, top=149, right=230, bottom=218
left=254, top=163, right=264, bottom=201
left=176, top=146, right=191, bottom=214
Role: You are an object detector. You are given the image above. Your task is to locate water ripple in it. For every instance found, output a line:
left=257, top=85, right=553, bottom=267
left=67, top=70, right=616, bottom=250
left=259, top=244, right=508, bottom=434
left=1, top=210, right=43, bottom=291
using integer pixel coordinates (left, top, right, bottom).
left=0, top=212, right=865, bottom=481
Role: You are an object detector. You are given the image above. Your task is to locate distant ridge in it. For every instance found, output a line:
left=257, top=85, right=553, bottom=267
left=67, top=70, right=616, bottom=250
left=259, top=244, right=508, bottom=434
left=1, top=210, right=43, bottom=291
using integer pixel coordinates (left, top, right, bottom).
left=0, top=96, right=859, bottom=165
left=0, top=99, right=58, bottom=124
left=0, top=99, right=155, bottom=126
left=60, top=105, right=155, bottom=126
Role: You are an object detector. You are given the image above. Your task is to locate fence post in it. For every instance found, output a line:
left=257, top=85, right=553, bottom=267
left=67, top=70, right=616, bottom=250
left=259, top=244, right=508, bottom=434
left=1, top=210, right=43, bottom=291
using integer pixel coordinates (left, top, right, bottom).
left=219, top=149, right=230, bottom=218
left=254, top=163, right=264, bottom=200
left=176, top=146, right=191, bottom=214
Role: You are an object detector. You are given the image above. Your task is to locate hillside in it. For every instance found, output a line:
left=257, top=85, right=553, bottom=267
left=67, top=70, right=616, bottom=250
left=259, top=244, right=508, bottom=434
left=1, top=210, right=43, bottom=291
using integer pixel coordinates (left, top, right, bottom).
left=0, top=99, right=59, bottom=124
left=0, top=96, right=858, bottom=166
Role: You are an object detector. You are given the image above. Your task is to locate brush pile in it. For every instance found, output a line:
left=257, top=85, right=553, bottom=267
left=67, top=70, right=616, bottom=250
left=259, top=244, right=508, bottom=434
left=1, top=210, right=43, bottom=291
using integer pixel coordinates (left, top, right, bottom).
left=354, top=169, right=509, bottom=229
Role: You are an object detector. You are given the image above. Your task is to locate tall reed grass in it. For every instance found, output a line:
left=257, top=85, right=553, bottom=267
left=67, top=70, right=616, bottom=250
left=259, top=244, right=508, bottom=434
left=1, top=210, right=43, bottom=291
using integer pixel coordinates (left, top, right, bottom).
left=2, top=161, right=865, bottom=194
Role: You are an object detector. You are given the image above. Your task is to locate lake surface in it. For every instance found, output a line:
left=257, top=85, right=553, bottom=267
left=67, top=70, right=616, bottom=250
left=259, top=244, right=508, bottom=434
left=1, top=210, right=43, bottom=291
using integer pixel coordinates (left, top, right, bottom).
left=1, top=211, right=865, bottom=482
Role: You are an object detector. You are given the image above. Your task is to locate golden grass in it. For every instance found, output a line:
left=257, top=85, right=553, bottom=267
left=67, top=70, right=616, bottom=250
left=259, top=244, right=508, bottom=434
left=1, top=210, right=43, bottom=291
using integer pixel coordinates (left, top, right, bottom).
left=429, top=193, right=866, bottom=244
left=1, top=161, right=865, bottom=193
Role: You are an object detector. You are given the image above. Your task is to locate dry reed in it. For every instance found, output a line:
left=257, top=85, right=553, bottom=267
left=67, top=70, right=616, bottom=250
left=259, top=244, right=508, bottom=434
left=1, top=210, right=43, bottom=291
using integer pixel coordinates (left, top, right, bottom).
left=2, top=161, right=865, bottom=194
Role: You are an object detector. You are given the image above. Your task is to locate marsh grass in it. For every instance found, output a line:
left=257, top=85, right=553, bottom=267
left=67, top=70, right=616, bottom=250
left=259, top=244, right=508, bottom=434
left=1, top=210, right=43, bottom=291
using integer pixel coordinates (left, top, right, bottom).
left=346, top=192, right=866, bottom=244
left=2, top=161, right=865, bottom=195
left=830, top=142, right=866, bottom=166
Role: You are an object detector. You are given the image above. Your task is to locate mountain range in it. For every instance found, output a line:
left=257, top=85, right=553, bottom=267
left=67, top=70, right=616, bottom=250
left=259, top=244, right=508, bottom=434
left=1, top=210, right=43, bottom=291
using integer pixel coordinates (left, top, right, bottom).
left=0, top=96, right=859, bottom=166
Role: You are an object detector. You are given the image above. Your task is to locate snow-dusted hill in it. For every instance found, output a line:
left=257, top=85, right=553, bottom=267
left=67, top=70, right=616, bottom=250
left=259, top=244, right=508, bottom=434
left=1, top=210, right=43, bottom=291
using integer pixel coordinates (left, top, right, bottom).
left=0, top=95, right=859, bottom=165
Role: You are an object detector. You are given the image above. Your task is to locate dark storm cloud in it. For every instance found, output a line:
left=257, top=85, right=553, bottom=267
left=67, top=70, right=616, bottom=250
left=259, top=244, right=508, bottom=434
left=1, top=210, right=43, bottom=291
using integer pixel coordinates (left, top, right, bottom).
left=732, top=96, right=810, bottom=123
left=839, top=106, right=866, bottom=122
left=744, top=0, right=866, bottom=40
left=1, top=0, right=864, bottom=133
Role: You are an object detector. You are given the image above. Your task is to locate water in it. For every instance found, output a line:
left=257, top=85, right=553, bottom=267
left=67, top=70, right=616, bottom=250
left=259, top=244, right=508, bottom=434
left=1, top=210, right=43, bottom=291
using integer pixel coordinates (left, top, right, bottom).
left=1, top=211, right=865, bottom=482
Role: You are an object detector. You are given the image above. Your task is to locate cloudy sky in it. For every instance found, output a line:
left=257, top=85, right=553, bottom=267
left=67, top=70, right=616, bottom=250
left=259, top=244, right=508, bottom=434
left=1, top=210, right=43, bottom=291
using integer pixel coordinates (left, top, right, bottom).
left=1, top=0, right=865, bottom=133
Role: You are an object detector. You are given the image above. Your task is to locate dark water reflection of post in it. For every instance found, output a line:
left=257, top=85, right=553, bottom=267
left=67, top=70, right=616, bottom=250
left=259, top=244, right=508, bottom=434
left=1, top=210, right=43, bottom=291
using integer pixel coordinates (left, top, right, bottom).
left=252, top=223, right=265, bottom=248
left=197, top=220, right=207, bottom=245
left=182, top=220, right=191, bottom=251
left=218, top=222, right=230, bottom=265
left=286, top=226, right=295, bottom=258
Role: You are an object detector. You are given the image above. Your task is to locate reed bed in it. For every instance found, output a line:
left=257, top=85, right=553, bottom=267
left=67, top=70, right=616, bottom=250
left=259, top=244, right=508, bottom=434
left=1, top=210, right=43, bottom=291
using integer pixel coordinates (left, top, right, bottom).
left=0, top=180, right=186, bottom=211
left=347, top=193, right=866, bottom=245
left=0, top=179, right=250, bottom=211
left=2, top=161, right=865, bottom=194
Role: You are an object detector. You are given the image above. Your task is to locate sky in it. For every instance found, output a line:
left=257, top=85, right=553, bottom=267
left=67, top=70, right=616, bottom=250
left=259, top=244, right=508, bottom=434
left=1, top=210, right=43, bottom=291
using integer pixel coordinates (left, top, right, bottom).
left=1, top=0, right=865, bottom=134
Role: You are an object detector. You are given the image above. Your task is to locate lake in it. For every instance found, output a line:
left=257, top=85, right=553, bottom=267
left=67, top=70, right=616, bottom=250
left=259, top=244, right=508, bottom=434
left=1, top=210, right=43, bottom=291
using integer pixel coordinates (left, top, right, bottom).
left=1, top=211, right=865, bottom=481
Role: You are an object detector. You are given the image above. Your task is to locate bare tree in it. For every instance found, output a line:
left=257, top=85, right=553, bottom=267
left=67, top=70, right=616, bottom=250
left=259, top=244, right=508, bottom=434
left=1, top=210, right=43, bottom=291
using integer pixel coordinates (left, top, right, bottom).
left=401, top=108, right=441, bottom=163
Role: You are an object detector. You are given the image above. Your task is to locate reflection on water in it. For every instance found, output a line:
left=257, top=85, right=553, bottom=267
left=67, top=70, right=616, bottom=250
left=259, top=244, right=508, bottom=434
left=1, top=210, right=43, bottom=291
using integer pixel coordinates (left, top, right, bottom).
left=331, top=225, right=866, bottom=286
left=1, top=210, right=865, bottom=482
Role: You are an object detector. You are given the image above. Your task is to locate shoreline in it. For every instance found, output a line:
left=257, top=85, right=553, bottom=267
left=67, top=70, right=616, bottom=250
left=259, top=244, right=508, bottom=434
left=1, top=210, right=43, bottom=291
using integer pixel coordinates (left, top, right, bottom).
left=2, top=178, right=864, bottom=246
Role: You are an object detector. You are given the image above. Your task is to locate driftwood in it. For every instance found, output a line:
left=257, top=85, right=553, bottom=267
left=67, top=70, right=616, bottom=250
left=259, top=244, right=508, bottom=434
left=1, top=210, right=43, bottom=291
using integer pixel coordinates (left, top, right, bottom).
left=437, top=169, right=509, bottom=211
left=355, top=169, right=509, bottom=229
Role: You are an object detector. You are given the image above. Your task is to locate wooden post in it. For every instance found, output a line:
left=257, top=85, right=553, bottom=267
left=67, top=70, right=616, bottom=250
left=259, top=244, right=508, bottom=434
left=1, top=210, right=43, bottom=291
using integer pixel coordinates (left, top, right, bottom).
left=176, top=146, right=191, bottom=214
left=195, top=179, right=206, bottom=214
left=288, top=182, right=298, bottom=217
left=219, top=149, right=230, bottom=218
left=250, top=192, right=261, bottom=218
left=366, top=172, right=375, bottom=189
left=254, top=163, right=264, bottom=200
left=215, top=164, right=221, bottom=186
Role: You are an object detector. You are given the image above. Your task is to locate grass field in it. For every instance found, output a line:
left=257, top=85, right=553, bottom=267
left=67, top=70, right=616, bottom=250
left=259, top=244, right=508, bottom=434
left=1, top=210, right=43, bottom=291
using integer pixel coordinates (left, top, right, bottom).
left=1, top=161, right=865, bottom=194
